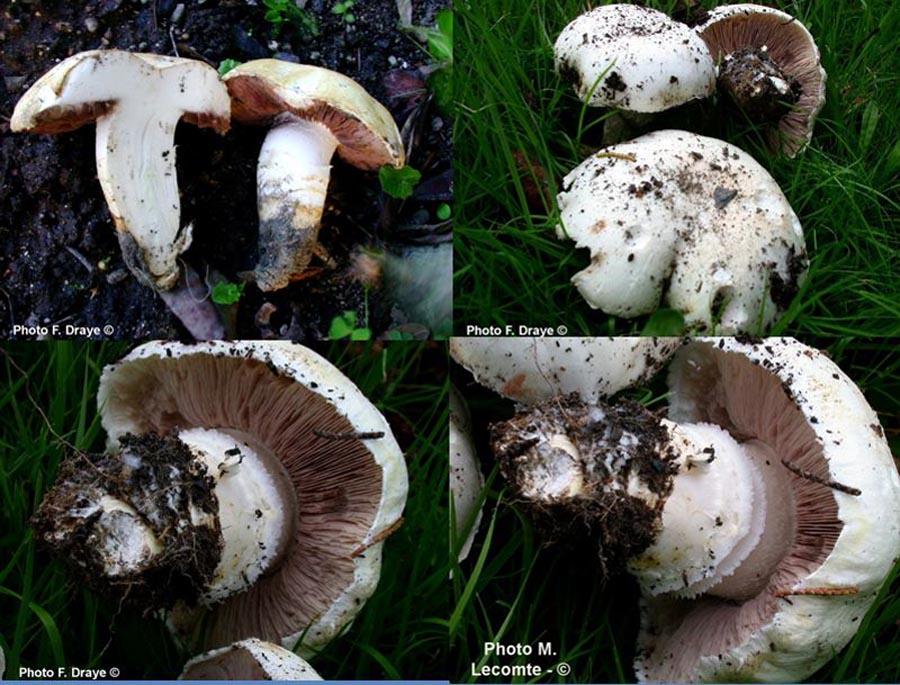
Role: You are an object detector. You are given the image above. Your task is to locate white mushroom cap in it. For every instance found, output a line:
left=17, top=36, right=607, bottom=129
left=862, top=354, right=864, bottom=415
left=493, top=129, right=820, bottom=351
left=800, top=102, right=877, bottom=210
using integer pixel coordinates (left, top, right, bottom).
left=557, top=130, right=807, bottom=333
left=635, top=337, right=900, bottom=682
left=180, top=638, right=321, bottom=680
left=450, top=337, right=680, bottom=405
left=11, top=50, right=230, bottom=290
left=450, top=385, right=483, bottom=562
left=554, top=4, right=715, bottom=113
left=97, top=341, right=408, bottom=655
left=696, top=4, right=827, bottom=156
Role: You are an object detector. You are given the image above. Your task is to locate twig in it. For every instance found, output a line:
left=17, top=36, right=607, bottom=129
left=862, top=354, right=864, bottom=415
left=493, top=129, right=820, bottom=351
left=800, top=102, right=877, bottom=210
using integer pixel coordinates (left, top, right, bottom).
left=780, top=459, right=861, bottom=496
left=313, top=429, right=385, bottom=440
left=351, top=517, right=404, bottom=557
left=776, top=585, right=859, bottom=598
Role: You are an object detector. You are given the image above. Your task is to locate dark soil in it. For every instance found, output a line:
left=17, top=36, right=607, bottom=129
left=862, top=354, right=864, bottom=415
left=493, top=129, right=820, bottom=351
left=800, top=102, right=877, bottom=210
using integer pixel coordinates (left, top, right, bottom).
left=0, top=0, right=451, bottom=340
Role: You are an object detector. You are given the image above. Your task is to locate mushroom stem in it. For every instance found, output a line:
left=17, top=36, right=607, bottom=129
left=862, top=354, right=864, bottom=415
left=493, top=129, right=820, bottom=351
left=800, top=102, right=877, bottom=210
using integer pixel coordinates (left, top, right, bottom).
left=32, top=429, right=296, bottom=609
left=95, top=106, right=190, bottom=290
left=491, top=395, right=787, bottom=598
left=717, top=47, right=798, bottom=122
left=255, top=114, right=340, bottom=291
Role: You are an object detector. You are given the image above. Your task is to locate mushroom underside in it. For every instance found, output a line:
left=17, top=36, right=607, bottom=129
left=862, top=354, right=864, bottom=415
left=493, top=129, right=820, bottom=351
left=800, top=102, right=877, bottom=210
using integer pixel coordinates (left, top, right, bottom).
left=635, top=344, right=841, bottom=681
left=227, top=76, right=399, bottom=170
left=699, top=12, right=825, bottom=154
left=100, top=353, right=384, bottom=649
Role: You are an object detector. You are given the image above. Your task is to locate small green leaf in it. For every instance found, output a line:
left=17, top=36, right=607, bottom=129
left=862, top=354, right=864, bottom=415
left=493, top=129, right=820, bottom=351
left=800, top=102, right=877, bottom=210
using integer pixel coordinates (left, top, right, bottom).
left=860, top=102, right=880, bottom=153
left=344, top=12, right=355, bottom=22
left=428, top=9, right=453, bottom=62
left=211, top=281, right=245, bottom=305
left=379, top=165, right=422, bottom=199
left=641, top=308, right=686, bottom=336
left=264, top=9, right=283, bottom=22
left=350, top=327, right=371, bottom=340
left=884, top=138, right=900, bottom=175
left=217, top=59, right=242, bottom=76
left=436, top=203, right=452, bottom=220
left=332, top=1, right=345, bottom=13
left=328, top=312, right=357, bottom=339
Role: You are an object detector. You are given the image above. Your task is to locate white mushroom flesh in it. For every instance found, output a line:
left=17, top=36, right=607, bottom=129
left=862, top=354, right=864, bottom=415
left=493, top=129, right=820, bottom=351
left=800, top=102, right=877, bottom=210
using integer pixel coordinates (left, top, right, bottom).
left=11, top=51, right=230, bottom=290
left=554, top=4, right=716, bottom=113
left=557, top=130, right=807, bottom=333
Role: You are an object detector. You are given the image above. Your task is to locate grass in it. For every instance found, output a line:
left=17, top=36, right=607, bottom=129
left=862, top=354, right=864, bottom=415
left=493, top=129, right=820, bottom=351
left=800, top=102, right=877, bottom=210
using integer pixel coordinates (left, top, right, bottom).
left=450, top=337, right=900, bottom=683
left=0, top=341, right=447, bottom=680
left=454, top=0, right=900, bottom=336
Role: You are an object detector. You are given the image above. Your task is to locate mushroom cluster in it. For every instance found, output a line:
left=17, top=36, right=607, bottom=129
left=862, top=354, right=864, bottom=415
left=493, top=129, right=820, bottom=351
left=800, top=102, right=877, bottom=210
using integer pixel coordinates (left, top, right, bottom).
left=551, top=3, right=826, bottom=332
left=463, top=336, right=900, bottom=683
left=11, top=50, right=410, bottom=338
left=31, top=341, right=408, bottom=673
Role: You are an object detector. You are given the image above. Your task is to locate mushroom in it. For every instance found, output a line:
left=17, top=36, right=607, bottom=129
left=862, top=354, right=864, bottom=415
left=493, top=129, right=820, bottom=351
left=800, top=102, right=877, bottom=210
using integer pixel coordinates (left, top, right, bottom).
left=696, top=4, right=826, bottom=156
left=11, top=50, right=230, bottom=290
left=222, top=60, right=405, bottom=291
left=450, top=385, right=483, bottom=562
left=180, top=639, right=321, bottom=681
left=556, top=129, right=808, bottom=333
left=0, top=644, right=4, bottom=680
left=554, top=4, right=716, bottom=114
left=31, top=341, right=408, bottom=655
left=490, top=337, right=900, bottom=682
left=450, top=337, right=679, bottom=405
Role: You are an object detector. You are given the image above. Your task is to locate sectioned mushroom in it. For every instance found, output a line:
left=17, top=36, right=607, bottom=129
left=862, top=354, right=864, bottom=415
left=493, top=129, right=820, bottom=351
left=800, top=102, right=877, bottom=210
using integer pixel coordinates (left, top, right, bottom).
left=696, top=4, right=827, bottom=156
left=554, top=4, right=716, bottom=113
left=180, top=639, right=321, bottom=681
left=222, top=60, right=405, bottom=291
left=491, top=337, right=900, bottom=682
left=31, top=341, right=408, bottom=655
left=11, top=50, right=231, bottom=290
left=556, top=129, right=808, bottom=333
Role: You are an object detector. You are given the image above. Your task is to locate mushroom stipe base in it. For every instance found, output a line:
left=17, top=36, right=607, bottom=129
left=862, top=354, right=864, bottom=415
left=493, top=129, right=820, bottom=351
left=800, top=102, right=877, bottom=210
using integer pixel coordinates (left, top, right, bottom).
left=491, top=394, right=677, bottom=576
left=31, top=432, right=223, bottom=611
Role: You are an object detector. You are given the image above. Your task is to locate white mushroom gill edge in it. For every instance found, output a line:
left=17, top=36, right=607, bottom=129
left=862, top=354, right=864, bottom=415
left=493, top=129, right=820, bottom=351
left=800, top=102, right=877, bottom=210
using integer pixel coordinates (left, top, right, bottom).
left=553, top=4, right=716, bottom=113
left=556, top=130, right=806, bottom=333
left=11, top=51, right=230, bottom=291
left=662, top=337, right=900, bottom=680
left=97, top=340, right=409, bottom=652
left=450, top=385, right=483, bottom=562
left=255, top=114, right=341, bottom=291
left=180, top=638, right=322, bottom=681
left=449, top=337, right=681, bottom=405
